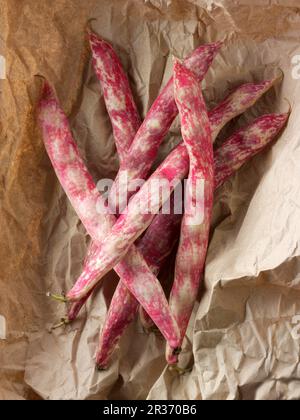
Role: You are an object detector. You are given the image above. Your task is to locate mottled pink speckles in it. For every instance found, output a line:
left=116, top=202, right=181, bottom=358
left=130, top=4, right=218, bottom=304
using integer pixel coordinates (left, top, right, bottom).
left=38, top=81, right=181, bottom=351
left=214, top=113, right=289, bottom=189
left=67, top=144, right=193, bottom=302
left=91, top=77, right=285, bottom=367
left=166, top=61, right=214, bottom=365
left=209, top=79, right=277, bottom=139
left=110, top=41, right=222, bottom=213
left=95, top=111, right=288, bottom=368
left=39, top=36, right=289, bottom=370
left=89, top=31, right=141, bottom=163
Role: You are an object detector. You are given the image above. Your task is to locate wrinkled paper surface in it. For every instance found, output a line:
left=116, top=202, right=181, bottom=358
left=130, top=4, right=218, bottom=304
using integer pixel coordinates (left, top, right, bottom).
left=1, top=0, right=300, bottom=400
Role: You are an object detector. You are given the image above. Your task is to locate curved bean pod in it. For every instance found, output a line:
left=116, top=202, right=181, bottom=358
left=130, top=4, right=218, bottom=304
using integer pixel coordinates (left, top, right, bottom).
left=68, top=76, right=279, bottom=303
left=109, top=41, right=222, bottom=213
left=89, top=31, right=141, bottom=163
left=68, top=41, right=223, bottom=320
left=96, top=111, right=288, bottom=368
left=166, top=112, right=289, bottom=364
left=38, top=82, right=180, bottom=350
left=166, top=61, right=214, bottom=365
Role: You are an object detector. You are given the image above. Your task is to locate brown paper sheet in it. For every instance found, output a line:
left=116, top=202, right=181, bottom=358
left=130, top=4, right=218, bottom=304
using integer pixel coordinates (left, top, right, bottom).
left=1, top=0, right=300, bottom=400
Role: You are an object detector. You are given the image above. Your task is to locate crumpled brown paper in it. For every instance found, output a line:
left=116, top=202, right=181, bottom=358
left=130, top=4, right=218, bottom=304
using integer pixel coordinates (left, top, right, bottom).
left=1, top=0, right=300, bottom=400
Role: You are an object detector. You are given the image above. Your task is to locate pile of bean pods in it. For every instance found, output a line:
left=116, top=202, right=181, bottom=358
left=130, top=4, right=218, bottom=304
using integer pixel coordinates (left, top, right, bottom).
left=38, top=31, right=289, bottom=371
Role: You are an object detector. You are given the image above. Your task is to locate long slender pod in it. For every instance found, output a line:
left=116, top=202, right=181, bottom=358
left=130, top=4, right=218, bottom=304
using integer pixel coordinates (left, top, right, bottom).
left=97, top=200, right=182, bottom=368
left=67, top=32, right=143, bottom=322
left=67, top=146, right=189, bottom=300
left=213, top=113, right=289, bottom=188
left=139, top=77, right=278, bottom=329
left=96, top=112, right=288, bottom=369
left=89, top=31, right=141, bottom=163
left=166, top=61, right=214, bottom=364
left=67, top=77, right=280, bottom=302
left=68, top=197, right=182, bottom=324
left=209, top=78, right=279, bottom=140
left=110, top=75, right=278, bottom=213
left=38, top=82, right=181, bottom=350
left=68, top=76, right=279, bottom=322
left=167, top=113, right=290, bottom=365
left=67, top=41, right=222, bottom=318
left=109, top=41, right=222, bottom=213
